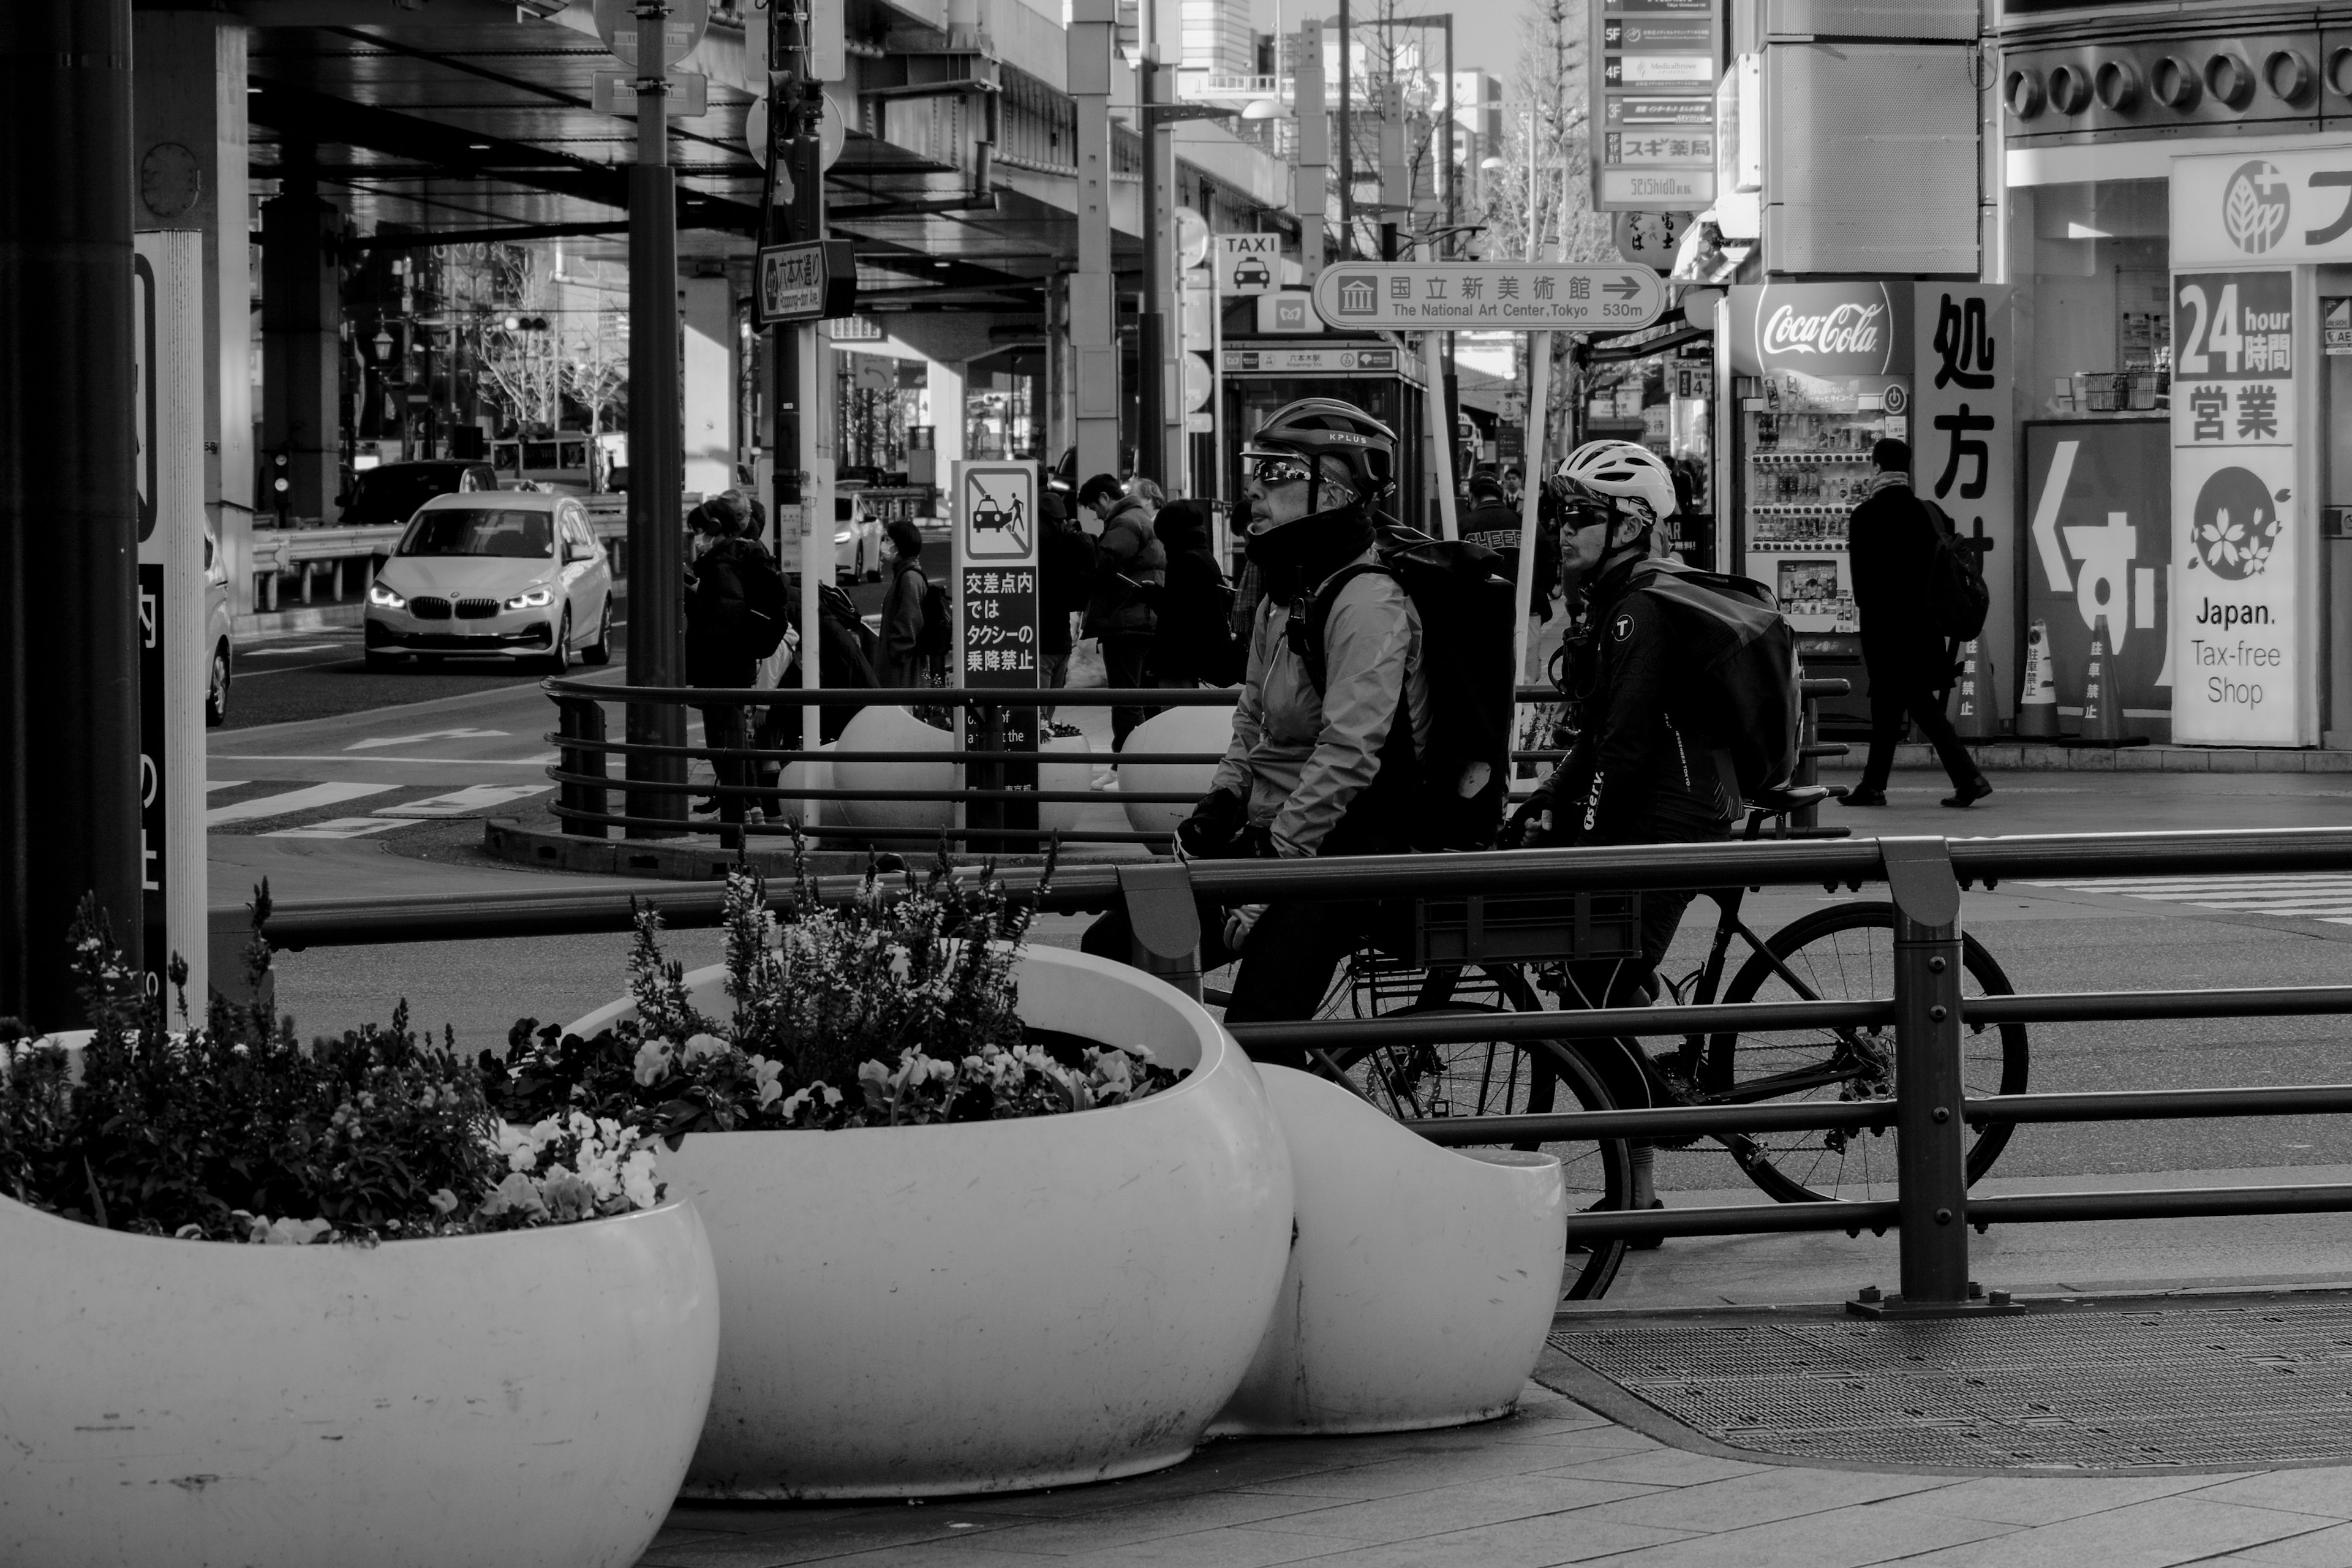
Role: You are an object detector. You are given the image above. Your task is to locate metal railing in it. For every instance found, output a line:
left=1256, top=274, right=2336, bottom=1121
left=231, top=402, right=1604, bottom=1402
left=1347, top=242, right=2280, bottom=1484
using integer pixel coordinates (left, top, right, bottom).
left=230, top=824, right=2352, bottom=1312
left=540, top=676, right=1852, bottom=848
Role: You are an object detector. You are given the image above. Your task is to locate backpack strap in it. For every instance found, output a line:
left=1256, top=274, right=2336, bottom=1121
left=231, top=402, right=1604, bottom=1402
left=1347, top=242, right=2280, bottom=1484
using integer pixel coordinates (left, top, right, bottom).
left=1295, top=563, right=1393, bottom=692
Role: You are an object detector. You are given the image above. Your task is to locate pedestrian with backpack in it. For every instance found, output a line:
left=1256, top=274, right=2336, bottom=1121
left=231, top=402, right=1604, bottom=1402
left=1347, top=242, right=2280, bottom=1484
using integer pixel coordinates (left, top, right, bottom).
left=1844, top=438, right=1992, bottom=810
left=1080, top=400, right=1517, bottom=1053
left=684, top=494, right=783, bottom=846
left=1148, top=499, right=1240, bottom=688
left=1079, top=472, right=1166, bottom=748
left=875, top=518, right=937, bottom=689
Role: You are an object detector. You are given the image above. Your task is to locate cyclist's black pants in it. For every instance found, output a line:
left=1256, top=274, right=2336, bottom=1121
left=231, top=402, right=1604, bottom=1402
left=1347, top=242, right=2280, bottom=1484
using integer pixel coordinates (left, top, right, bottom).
left=1081, top=897, right=1413, bottom=1069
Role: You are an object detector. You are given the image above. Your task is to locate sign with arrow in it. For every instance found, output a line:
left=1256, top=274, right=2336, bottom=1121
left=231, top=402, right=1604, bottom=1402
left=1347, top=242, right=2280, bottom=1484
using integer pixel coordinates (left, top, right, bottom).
left=1310, top=263, right=1664, bottom=331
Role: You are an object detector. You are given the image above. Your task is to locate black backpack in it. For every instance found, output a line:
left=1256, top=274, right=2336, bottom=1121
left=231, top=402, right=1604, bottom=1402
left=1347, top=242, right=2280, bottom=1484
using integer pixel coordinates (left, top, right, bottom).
left=1302, top=527, right=1517, bottom=851
left=1920, top=498, right=1991, bottom=642
left=1626, top=559, right=1800, bottom=802
left=913, top=571, right=952, bottom=662
left=737, top=550, right=793, bottom=660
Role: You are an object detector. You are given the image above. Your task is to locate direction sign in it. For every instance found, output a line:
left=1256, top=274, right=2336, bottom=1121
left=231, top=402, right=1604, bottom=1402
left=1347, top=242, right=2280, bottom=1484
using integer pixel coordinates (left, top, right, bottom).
left=1310, top=264, right=1665, bottom=331
left=1217, top=232, right=1279, bottom=294
left=594, top=0, right=710, bottom=70
left=754, top=238, right=855, bottom=325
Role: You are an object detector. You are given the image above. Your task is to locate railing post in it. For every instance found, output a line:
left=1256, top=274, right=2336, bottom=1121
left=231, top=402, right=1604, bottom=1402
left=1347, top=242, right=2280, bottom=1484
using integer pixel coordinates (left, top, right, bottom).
left=1118, top=861, right=1202, bottom=1001
left=1855, top=836, right=1990, bottom=1316
left=1793, top=687, right=1821, bottom=834
left=557, top=695, right=609, bottom=840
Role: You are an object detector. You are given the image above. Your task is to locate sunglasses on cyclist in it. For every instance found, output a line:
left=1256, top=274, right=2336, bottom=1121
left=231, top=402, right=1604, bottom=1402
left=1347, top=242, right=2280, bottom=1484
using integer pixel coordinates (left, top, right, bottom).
left=1242, top=451, right=1318, bottom=487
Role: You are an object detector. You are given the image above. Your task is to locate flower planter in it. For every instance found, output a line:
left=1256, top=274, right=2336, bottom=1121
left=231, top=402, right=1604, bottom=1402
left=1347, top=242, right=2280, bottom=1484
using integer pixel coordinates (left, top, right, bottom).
left=1210, top=1066, right=1568, bottom=1437
left=565, top=943, right=1293, bottom=1499
left=833, top=704, right=955, bottom=833
left=0, top=1194, right=719, bottom=1568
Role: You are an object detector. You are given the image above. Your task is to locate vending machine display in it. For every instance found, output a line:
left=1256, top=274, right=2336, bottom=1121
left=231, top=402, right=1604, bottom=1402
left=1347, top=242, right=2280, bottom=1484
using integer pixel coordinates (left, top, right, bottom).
left=1736, top=369, right=1909, bottom=637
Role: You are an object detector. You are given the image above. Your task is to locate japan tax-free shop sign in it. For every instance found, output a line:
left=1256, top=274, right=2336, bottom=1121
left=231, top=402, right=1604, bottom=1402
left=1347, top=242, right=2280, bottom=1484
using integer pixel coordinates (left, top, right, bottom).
left=2171, top=148, right=2337, bottom=747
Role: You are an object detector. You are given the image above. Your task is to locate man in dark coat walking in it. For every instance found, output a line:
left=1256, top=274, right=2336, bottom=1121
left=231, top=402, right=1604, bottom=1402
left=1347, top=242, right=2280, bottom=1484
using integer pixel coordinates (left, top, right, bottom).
left=683, top=494, right=774, bottom=844
left=1037, top=491, right=1093, bottom=717
left=1844, top=439, right=1991, bottom=809
left=1148, top=499, right=1237, bottom=687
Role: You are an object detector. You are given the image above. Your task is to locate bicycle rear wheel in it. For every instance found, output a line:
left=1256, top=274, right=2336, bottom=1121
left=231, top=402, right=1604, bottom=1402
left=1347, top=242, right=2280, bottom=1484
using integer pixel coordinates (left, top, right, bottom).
left=1322, top=1000, right=1634, bottom=1301
left=1709, top=901, right=2030, bottom=1204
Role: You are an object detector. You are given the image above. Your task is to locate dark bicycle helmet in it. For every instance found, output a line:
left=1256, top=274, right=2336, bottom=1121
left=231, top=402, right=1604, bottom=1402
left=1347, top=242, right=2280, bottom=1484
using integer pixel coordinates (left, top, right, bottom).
left=1242, top=398, right=1399, bottom=510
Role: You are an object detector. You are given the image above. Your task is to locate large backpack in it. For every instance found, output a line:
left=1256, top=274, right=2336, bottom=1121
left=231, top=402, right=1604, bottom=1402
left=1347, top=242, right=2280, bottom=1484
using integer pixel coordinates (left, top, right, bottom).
left=737, top=549, right=793, bottom=660
left=1919, top=498, right=1991, bottom=641
left=1302, top=527, right=1517, bottom=851
left=1626, top=559, right=1800, bottom=801
left=913, top=573, right=953, bottom=663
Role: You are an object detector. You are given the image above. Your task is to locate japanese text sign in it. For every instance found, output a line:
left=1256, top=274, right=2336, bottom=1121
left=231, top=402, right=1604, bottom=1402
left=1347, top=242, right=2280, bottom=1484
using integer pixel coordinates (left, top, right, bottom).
left=952, top=460, right=1040, bottom=690
left=755, top=239, right=854, bottom=326
left=2170, top=269, right=2304, bottom=745
left=2173, top=145, right=2352, bottom=266
left=2024, top=420, right=2171, bottom=739
left=1311, top=265, right=1664, bottom=330
left=1913, top=285, right=2015, bottom=719
left=1590, top=0, right=1720, bottom=211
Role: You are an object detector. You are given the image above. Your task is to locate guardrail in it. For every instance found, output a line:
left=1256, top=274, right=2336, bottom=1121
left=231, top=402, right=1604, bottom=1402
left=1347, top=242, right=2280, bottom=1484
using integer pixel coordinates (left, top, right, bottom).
left=540, top=676, right=1854, bottom=847
left=230, top=824, right=2352, bottom=1313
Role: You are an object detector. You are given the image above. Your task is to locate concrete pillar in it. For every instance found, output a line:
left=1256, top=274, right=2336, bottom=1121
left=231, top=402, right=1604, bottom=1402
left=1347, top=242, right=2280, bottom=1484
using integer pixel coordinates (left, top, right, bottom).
left=1296, top=19, right=1328, bottom=284
left=925, top=358, right=967, bottom=470
left=261, top=174, right=342, bottom=526
left=1067, top=0, right=1119, bottom=483
left=133, top=12, right=253, bottom=609
left=681, top=274, right=734, bottom=497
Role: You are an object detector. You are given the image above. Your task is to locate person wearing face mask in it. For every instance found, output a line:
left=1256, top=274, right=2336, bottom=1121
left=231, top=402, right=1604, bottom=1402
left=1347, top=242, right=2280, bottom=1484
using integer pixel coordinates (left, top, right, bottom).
left=1079, top=399, right=1429, bottom=1054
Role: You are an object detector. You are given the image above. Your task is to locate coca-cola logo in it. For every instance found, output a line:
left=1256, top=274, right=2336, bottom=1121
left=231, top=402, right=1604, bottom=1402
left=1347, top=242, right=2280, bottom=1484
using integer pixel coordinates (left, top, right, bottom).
left=1762, top=301, right=1884, bottom=358
left=1746, top=283, right=1900, bottom=375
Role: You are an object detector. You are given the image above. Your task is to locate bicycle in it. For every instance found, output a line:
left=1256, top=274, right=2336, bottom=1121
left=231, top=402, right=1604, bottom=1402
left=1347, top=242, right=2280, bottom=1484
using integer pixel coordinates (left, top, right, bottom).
left=1278, top=783, right=2032, bottom=1302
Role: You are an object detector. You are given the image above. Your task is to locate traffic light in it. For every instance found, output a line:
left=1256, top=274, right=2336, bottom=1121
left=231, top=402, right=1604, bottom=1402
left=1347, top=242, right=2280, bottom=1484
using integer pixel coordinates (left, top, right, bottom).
left=265, top=445, right=293, bottom=521
left=503, top=314, right=550, bottom=331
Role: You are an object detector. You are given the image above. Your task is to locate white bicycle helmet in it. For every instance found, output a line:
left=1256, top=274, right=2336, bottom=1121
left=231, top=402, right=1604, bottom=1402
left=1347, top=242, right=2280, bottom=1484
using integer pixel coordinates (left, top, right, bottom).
left=1551, top=440, right=1679, bottom=525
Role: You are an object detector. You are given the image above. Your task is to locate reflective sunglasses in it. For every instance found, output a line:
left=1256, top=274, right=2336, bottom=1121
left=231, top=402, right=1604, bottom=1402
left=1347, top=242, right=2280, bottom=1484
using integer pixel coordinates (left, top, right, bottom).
left=1242, top=452, right=1317, bottom=487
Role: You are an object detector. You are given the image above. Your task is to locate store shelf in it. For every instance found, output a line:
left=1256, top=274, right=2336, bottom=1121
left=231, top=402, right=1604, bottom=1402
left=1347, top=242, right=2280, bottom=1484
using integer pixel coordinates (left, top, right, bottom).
left=1747, top=453, right=1874, bottom=464
left=1749, top=541, right=1849, bottom=553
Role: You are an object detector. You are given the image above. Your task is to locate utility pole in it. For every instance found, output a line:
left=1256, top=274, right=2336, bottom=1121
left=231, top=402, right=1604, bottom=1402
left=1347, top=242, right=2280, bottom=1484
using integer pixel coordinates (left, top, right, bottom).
left=1137, top=48, right=1171, bottom=487
left=625, top=1, right=687, bottom=835
left=1336, top=0, right=1351, bottom=262
left=1068, top=0, right=1118, bottom=484
left=1296, top=18, right=1328, bottom=284
left=1, top=0, right=145, bottom=1025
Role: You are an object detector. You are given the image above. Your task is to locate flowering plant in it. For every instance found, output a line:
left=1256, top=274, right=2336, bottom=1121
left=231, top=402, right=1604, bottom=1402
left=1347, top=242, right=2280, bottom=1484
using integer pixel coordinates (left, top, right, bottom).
left=0, top=891, right=665, bottom=1245
left=483, top=852, right=1186, bottom=1138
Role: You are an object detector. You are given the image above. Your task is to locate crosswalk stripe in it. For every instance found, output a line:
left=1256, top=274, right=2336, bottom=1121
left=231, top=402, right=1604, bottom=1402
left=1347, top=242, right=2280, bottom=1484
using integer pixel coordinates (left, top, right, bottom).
left=205, top=780, right=249, bottom=794
left=206, top=781, right=396, bottom=826
left=2023, top=874, right=2352, bottom=922
left=258, top=816, right=407, bottom=840
left=373, top=783, right=554, bottom=817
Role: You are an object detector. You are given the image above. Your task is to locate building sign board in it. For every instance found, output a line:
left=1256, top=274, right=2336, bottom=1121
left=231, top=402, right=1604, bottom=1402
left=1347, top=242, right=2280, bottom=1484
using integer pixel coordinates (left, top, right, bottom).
left=2168, top=268, right=2302, bottom=745
left=1216, top=233, right=1279, bottom=294
left=1311, top=264, right=1664, bottom=330
left=1591, top=0, right=1719, bottom=213
left=1914, top=285, right=2016, bottom=720
left=2023, top=421, right=2173, bottom=739
left=1254, top=294, right=1319, bottom=333
left=1224, top=346, right=1399, bottom=374
left=2173, top=145, right=2352, bottom=267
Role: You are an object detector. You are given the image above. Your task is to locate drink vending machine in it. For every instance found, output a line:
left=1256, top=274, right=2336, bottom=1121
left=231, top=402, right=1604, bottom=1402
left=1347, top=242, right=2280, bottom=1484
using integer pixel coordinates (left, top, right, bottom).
left=1725, top=282, right=1915, bottom=729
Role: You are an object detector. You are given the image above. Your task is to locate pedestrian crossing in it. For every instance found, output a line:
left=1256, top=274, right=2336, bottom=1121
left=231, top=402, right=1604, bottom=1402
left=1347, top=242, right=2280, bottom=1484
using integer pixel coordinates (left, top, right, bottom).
left=2022, top=873, right=2352, bottom=925
left=205, top=780, right=552, bottom=835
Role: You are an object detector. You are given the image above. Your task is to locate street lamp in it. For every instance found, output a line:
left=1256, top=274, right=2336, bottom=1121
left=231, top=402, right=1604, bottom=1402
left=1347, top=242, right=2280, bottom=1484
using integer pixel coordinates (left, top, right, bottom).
left=372, top=326, right=394, bottom=360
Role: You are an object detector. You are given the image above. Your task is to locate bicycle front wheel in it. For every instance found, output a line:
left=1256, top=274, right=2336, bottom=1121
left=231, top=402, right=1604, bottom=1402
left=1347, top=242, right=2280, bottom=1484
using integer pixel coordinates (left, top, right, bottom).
left=1710, top=901, right=2030, bottom=1204
left=1324, top=1003, right=1634, bottom=1301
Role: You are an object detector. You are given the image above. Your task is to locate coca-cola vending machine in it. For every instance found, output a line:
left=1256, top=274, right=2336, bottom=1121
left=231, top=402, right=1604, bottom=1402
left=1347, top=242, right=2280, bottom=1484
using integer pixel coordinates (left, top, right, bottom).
left=1725, top=282, right=1914, bottom=730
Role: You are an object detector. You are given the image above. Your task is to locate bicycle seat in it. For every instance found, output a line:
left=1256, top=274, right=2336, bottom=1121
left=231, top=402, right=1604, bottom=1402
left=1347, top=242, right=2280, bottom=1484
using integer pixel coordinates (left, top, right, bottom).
left=1747, top=784, right=1833, bottom=815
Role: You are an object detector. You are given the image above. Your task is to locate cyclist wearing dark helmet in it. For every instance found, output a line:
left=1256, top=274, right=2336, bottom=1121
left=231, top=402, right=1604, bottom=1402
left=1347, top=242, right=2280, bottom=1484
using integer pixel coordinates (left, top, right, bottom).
left=1081, top=398, right=1428, bottom=1050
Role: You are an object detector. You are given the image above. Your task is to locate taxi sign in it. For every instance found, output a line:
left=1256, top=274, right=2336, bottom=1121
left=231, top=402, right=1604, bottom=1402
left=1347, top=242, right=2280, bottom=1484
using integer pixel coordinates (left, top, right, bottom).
left=1311, top=263, right=1665, bottom=331
left=958, top=462, right=1035, bottom=562
left=1218, top=233, right=1279, bottom=294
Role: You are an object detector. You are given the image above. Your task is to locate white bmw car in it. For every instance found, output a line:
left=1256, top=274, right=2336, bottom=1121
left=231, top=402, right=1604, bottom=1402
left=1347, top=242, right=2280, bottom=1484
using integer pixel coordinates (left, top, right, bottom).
left=363, top=492, right=614, bottom=671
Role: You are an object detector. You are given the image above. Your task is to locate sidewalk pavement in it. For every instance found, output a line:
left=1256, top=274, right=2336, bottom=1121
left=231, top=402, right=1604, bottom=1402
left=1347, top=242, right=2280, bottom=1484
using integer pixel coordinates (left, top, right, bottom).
left=631, top=1372, right=2352, bottom=1568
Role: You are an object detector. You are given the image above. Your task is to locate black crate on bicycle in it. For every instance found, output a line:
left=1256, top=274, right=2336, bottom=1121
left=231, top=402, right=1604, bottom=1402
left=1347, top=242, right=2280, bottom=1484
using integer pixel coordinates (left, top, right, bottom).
left=1412, top=892, right=1645, bottom=968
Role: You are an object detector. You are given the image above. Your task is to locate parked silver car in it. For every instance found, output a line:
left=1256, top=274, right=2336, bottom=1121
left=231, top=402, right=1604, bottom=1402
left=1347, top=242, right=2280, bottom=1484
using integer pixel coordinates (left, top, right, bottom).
left=363, top=493, right=614, bottom=671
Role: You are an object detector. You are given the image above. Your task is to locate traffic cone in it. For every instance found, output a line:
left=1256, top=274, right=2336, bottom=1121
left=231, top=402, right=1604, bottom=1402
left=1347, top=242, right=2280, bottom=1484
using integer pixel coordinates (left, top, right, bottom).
left=2016, top=618, right=2061, bottom=738
left=1950, top=636, right=2002, bottom=740
left=2078, top=613, right=2136, bottom=746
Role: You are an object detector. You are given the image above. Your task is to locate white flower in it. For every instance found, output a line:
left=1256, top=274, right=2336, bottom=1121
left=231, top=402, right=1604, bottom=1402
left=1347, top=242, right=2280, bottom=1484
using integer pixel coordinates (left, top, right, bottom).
left=619, top=1150, right=660, bottom=1210
left=633, top=1038, right=674, bottom=1087
left=681, top=1032, right=726, bottom=1063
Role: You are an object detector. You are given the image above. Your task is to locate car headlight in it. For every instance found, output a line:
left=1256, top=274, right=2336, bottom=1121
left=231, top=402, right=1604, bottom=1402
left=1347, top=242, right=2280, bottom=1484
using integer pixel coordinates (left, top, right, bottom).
left=835, top=528, right=853, bottom=543
left=368, top=582, right=405, bottom=609
left=505, top=586, right=555, bottom=610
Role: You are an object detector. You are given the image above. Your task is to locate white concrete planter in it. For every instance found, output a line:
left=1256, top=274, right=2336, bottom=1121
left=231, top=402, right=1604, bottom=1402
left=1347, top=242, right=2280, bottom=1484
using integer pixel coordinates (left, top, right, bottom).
left=1210, top=1066, right=1568, bottom=1437
left=1119, top=704, right=1235, bottom=835
left=833, top=704, right=955, bottom=832
left=567, top=943, right=1293, bottom=1499
left=0, top=1194, right=719, bottom=1568
left=1038, top=728, right=1094, bottom=835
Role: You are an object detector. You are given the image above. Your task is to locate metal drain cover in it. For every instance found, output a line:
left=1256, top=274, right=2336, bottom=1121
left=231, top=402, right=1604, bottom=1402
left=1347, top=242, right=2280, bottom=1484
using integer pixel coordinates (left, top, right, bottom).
left=1550, top=1299, right=2352, bottom=1469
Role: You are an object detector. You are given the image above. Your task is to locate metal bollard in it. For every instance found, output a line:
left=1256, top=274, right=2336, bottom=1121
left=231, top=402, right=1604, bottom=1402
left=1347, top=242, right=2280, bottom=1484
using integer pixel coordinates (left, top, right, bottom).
left=557, top=696, right=610, bottom=840
left=1852, top=837, right=2013, bottom=1316
left=1118, top=861, right=1202, bottom=1001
